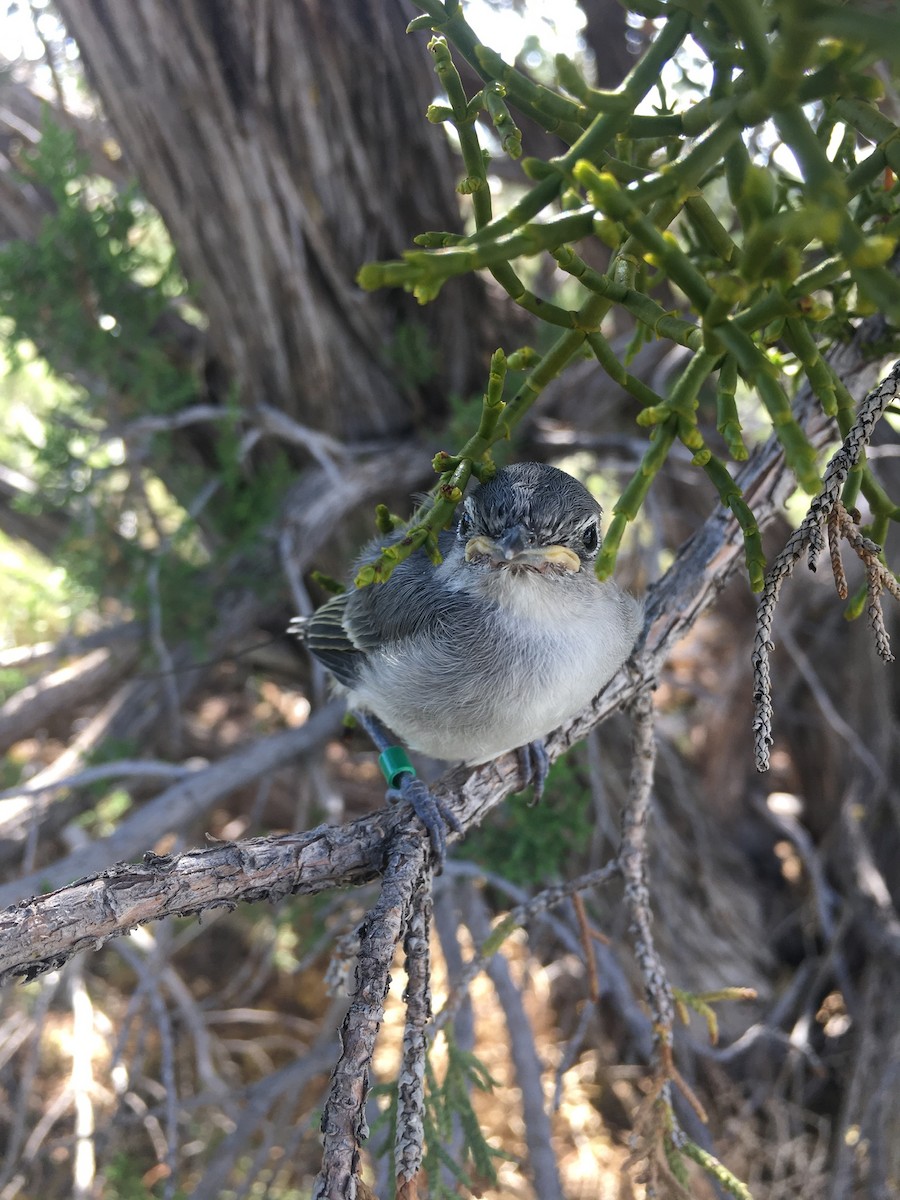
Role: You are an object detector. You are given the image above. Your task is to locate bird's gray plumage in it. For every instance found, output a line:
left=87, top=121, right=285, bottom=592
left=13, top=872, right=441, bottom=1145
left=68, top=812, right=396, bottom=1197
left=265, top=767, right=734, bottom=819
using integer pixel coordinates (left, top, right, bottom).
left=301, top=462, right=642, bottom=765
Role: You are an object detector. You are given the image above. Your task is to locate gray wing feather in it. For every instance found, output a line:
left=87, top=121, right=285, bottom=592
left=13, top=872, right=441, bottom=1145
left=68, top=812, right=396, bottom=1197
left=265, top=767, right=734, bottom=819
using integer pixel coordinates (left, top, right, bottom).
left=303, top=592, right=366, bottom=688
left=303, top=533, right=470, bottom=687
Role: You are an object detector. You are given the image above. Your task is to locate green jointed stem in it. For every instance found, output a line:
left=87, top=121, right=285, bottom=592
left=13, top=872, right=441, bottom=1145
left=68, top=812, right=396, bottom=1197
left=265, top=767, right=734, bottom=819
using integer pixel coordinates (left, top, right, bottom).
left=836, top=98, right=900, bottom=179
left=639, top=349, right=720, bottom=432
left=463, top=8, right=691, bottom=244
left=702, top=454, right=765, bottom=591
left=413, top=1, right=586, bottom=141
left=718, top=0, right=772, bottom=85
left=498, top=290, right=611, bottom=440
left=684, top=194, right=738, bottom=265
left=774, top=103, right=900, bottom=317
left=715, top=356, right=748, bottom=461
left=783, top=319, right=837, bottom=417
left=482, top=81, right=522, bottom=159
left=585, top=331, right=666, bottom=409
left=756, top=0, right=819, bottom=111
left=596, top=417, right=678, bottom=579
left=427, top=38, right=579, bottom=326
left=575, top=166, right=713, bottom=310
left=358, top=209, right=596, bottom=301
left=551, top=244, right=703, bottom=351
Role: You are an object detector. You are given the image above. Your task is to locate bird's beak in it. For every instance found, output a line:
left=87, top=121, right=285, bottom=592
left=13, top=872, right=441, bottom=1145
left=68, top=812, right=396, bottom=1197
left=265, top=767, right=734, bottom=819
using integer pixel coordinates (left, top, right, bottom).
left=465, top=530, right=580, bottom=573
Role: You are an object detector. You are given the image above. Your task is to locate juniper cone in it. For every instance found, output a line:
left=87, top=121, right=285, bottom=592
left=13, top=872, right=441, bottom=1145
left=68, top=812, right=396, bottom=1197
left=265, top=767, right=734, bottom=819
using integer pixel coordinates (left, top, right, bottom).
left=291, top=462, right=642, bottom=864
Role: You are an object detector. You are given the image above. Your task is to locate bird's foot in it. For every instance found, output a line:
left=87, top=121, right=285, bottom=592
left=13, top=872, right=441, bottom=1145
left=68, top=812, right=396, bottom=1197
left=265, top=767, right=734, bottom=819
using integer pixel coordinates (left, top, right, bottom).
left=517, top=738, right=551, bottom=804
left=387, top=773, right=463, bottom=871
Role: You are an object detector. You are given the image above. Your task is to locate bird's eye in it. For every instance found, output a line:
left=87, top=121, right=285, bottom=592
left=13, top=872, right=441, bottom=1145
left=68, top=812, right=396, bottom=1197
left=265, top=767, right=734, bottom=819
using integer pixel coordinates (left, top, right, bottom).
left=582, top=523, right=599, bottom=553
left=458, top=512, right=472, bottom=538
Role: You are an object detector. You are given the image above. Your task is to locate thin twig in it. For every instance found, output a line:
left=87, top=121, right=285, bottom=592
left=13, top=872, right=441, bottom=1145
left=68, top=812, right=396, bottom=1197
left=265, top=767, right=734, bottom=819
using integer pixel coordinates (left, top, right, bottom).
left=753, top=359, right=900, bottom=769
left=313, top=832, right=428, bottom=1200
left=395, top=869, right=432, bottom=1191
left=432, top=861, right=620, bottom=1033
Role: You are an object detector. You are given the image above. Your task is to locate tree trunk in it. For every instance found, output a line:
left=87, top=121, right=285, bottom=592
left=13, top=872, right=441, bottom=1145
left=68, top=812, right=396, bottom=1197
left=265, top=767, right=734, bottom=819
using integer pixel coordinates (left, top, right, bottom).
left=54, top=0, right=487, bottom=438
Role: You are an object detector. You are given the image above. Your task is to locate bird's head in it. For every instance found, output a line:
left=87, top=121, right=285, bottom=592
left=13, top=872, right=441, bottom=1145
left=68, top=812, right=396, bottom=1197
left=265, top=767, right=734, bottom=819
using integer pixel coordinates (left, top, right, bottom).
left=458, top=463, right=603, bottom=576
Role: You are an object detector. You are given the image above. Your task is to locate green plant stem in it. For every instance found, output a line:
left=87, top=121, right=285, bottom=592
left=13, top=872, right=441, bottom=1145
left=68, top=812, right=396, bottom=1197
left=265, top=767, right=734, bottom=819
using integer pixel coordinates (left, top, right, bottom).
left=596, top=416, right=677, bottom=579
left=551, top=244, right=703, bottom=351
left=463, top=8, right=692, bottom=244
left=427, top=37, right=578, bottom=326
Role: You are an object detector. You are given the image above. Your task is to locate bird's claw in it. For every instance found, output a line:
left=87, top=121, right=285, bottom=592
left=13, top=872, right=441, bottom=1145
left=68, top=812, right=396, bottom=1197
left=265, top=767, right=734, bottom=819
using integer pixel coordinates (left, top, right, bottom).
left=387, top=774, right=463, bottom=870
left=517, top=738, right=551, bottom=804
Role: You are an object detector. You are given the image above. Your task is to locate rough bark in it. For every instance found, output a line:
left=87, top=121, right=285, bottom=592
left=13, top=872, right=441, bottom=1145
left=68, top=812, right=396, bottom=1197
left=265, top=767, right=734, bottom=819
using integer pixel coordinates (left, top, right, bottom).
left=53, top=0, right=488, bottom=438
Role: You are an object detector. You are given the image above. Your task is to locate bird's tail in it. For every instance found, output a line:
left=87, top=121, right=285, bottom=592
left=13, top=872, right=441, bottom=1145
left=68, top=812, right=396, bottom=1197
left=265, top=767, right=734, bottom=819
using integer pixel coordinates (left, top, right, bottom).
left=287, top=615, right=309, bottom=638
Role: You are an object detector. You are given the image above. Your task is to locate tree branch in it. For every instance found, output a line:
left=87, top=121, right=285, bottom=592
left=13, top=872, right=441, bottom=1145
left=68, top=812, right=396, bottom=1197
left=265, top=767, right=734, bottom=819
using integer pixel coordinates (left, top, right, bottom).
left=0, top=321, right=884, bottom=977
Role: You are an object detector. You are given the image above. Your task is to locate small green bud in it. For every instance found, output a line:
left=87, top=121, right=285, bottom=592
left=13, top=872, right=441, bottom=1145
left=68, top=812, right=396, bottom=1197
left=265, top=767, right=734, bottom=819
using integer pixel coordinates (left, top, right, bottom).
left=850, top=234, right=896, bottom=269
left=506, top=347, right=538, bottom=370
left=375, top=504, right=396, bottom=534
left=433, top=451, right=459, bottom=473
left=469, top=459, right=497, bottom=484
left=356, top=263, right=383, bottom=291
left=593, top=218, right=621, bottom=249
left=740, top=164, right=777, bottom=221
left=710, top=273, right=747, bottom=305
left=310, top=570, right=345, bottom=595
left=521, top=157, right=555, bottom=180
left=355, top=564, right=378, bottom=587
left=457, top=175, right=484, bottom=195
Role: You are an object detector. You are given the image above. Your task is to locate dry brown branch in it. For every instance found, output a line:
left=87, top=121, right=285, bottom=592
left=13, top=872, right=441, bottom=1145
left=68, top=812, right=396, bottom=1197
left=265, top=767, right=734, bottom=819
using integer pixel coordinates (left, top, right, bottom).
left=314, top=832, right=428, bottom=1200
left=827, top=507, right=848, bottom=600
left=0, top=640, right=141, bottom=756
left=753, top=359, right=900, bottom=769
left=188, top=1030, right=343, bottom=1200
left=0, top=701, right=345, bottom=918
left=395, top=870, right=432, bottom=1192
left=0, top=622, right=141, bottom=671
left=0, top=679, right=149, bottom=861
left=433, top=860, right=621, bottom=1037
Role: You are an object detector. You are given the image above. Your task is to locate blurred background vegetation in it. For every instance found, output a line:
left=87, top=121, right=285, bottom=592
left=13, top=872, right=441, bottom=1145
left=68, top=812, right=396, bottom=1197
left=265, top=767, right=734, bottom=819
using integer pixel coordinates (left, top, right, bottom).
left=0, top=1, right=899, bottom=1198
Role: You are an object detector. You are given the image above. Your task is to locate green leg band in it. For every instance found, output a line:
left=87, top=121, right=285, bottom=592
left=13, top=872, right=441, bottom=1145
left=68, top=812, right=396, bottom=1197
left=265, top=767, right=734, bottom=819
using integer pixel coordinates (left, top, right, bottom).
left=379, top=745, right=416, bottom=788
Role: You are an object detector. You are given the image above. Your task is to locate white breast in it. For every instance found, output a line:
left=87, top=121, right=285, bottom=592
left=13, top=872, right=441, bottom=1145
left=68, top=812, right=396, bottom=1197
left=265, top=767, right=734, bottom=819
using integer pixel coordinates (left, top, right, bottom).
left=348, top=567, right=641, bottom=766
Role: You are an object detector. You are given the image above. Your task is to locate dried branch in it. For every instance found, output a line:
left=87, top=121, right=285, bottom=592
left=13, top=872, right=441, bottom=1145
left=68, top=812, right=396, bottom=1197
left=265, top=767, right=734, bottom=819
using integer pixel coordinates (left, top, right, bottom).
left=189, top=1031, right=343, bottom=1200
left=620, top=684, right=672, bottom=1040
left=753, top=359, right=900, bottom=769
left=0, top=621, right=142, bottom=672
left=0, top=641, right=141, bottom=755
left=313, top=832, right=428, bottom=1200
left=395, top=869, right=432, bottom=1192
left=0, top=702, right=345, bottom=913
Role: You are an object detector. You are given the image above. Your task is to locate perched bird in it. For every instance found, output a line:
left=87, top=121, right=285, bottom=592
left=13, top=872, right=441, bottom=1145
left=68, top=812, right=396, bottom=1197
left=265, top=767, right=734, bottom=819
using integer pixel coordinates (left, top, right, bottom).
left=292, top=462, right=642, bottom=863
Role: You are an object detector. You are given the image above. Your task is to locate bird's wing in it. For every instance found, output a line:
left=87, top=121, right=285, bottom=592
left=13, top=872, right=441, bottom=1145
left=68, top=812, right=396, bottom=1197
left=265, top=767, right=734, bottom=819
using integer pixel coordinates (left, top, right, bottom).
left=305, top=534, right=467, bottom=685
left=303, top=591, right=366, bottom=688
left=343, top=534, right=469, bottom=651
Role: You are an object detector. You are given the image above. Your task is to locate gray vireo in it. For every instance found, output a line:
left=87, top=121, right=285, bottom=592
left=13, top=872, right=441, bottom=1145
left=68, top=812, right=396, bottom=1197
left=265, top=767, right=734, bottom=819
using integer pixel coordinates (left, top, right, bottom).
left=291, top=462, right=642, bottom=864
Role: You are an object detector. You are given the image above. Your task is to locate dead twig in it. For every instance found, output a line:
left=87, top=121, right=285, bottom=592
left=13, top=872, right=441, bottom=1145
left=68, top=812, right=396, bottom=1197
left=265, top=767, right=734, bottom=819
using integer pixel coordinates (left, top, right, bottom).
left=753, top=360, right=900, bottom=770
left=313, top=831, right=428, bottom=1200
